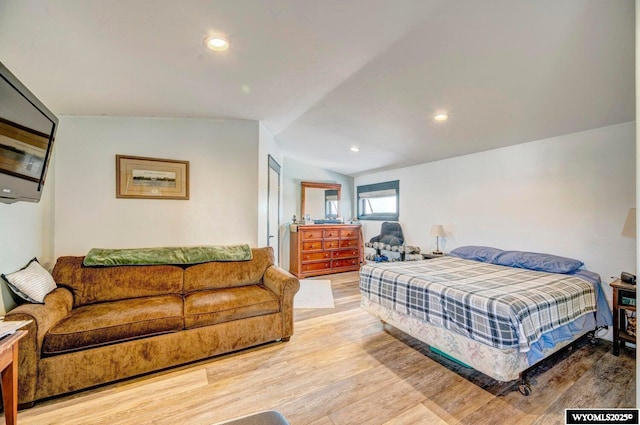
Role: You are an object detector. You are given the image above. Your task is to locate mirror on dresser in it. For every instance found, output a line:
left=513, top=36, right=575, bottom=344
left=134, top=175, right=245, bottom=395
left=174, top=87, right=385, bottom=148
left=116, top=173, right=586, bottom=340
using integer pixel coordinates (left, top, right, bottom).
left=301, top=181, right=341, bottom=221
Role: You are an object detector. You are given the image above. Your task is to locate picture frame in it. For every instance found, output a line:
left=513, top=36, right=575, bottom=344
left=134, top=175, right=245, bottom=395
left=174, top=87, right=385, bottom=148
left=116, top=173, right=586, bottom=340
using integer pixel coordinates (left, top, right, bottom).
left=116, top=155, right=189, bottom=200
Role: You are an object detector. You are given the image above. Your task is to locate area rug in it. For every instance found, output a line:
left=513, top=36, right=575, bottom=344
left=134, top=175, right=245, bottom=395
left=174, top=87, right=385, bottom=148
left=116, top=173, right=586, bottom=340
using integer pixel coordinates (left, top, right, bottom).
left=294, top=279, right=334, bottom=309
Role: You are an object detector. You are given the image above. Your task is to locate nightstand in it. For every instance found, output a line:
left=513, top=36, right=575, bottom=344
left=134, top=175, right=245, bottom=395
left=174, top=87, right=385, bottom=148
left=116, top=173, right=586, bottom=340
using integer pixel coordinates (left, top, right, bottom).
left=422, top=252, right=444, bottom=260
left=610, top=279, right=636, bottom=356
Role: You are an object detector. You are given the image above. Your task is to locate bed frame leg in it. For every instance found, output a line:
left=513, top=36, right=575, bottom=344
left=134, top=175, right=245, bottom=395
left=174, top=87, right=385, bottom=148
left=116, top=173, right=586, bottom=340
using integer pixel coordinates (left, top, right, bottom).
left=518, top=374, right=532, bottom=396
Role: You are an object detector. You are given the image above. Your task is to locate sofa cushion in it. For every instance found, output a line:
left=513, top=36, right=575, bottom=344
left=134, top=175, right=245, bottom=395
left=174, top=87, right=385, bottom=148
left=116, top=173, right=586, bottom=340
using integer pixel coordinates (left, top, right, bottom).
left=42, top=295, right=184, bottom=355
left=52, top=256, right=184, bottom=307
left=184, top=247, right=274, bottom=291
left=184, top=285, right=279, bottom=329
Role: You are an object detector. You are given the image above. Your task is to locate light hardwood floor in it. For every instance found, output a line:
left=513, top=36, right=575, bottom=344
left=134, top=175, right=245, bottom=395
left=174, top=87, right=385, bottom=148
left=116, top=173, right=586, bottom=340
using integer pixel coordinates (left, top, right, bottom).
left=11, top=271, right=636, bottom=425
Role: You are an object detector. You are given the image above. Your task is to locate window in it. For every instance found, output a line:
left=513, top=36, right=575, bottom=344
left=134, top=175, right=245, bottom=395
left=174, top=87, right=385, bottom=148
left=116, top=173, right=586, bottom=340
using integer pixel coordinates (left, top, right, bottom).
left=357, top=180, right=399, bottom=221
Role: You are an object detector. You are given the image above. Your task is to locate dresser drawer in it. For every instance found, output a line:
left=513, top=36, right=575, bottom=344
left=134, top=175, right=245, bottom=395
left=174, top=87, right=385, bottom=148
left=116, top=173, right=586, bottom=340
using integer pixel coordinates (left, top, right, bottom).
left=339, top=239, right=359, bottom=248
left=340, top=229, right=359, bottom=239
left=301, top=229, right=323, bottom=240
left=302, top=261, right=331, bottom=273
left=333, top=249, right=359, bottom=259
left=324, top=240, right=340, bottom=249
left=333, top=258, right=359, bottom=268
left=302, top=251, right=331, bottom=262
left=302, top=241, right=323, bottom=251
left=323, top=229, right=340, bottom=239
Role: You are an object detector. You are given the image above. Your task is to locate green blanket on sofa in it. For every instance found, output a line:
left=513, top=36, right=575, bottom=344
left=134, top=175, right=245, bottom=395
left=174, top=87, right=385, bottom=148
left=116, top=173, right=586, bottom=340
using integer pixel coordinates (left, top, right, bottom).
left=83, top=244, right=253, bottom=266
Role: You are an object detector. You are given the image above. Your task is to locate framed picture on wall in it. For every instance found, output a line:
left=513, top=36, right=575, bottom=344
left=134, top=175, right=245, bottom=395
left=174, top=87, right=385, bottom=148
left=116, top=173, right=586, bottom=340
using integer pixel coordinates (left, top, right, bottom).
left=116, top=155, right=190, bottom=200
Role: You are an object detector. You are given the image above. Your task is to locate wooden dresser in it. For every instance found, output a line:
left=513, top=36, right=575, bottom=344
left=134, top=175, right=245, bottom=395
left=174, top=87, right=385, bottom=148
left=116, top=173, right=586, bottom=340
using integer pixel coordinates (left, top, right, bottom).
left=289, top=224, right=362, bottom=278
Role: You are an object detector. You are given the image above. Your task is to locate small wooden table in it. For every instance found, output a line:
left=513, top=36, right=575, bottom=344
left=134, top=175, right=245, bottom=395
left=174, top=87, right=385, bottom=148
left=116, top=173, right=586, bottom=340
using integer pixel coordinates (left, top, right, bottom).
left=0, top=331, right=26, bottom=425
left=610, top=279, right=636, bottom=356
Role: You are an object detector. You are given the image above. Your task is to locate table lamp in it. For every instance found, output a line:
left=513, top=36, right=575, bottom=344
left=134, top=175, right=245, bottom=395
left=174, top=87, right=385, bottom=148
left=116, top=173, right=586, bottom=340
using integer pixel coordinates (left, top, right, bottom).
left=622, top=208, right=636, bottom=238
left=430, top=224, right=446, bottom=254
left=621, top=208, right=636, bottom=285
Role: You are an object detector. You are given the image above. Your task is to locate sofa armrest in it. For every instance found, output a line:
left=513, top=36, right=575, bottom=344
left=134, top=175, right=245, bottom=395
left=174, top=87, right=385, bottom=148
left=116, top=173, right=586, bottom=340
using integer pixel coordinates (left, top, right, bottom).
left=4, top=287, right=73, bottom=405
left=263, top=266, right=300, bottom=338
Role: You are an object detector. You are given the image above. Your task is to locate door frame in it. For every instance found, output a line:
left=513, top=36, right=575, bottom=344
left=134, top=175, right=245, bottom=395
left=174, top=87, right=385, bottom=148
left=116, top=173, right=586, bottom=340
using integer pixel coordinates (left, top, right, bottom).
left=267, top=155, right=282, bottom=264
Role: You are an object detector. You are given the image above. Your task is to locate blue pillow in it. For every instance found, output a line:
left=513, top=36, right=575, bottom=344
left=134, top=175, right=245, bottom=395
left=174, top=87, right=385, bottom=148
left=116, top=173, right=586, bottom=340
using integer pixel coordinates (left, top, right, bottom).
left=493, top=251, right=583, bottom=274
left=448, top=246, right=504, bottom=263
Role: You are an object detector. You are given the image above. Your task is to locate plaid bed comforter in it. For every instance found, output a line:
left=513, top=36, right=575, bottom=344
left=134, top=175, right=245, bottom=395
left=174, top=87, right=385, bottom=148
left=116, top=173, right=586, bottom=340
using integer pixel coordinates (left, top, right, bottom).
left=359, top=257, right=597, bottom=352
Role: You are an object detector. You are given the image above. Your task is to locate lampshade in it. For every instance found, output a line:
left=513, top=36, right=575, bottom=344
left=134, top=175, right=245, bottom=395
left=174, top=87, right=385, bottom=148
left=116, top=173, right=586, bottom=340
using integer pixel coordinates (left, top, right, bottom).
left=430, top=225, right=446, bottom=238
left=622, top=208, right=636, bottom=238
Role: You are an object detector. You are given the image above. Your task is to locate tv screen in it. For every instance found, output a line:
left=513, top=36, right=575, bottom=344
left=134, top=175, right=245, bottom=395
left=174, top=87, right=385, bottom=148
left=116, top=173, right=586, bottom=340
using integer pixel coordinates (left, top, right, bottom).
left=0, top=61, right=57, bottom=204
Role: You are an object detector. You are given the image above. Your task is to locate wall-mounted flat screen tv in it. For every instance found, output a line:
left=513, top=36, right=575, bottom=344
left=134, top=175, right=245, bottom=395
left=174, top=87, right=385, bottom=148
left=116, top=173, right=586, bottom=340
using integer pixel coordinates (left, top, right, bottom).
left=0, top=61, right=57, bottom=204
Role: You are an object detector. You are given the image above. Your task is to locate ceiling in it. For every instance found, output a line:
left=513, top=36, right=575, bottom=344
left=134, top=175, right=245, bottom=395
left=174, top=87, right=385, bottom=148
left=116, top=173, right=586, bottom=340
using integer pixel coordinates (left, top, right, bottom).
left=0, top=0, right=634, bottom=176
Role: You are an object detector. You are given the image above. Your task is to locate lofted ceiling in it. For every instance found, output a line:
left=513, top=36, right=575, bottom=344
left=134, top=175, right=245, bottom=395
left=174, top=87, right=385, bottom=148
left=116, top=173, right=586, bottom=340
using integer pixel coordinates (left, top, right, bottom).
left=0, top=0, right=634, bottom=176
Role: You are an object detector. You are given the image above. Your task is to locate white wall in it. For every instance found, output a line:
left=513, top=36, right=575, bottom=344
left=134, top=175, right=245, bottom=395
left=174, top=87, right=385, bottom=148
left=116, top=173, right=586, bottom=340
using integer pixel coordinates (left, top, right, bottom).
left=356, top=122, right=636, bottom=306
left=281, top=157, right=354, bottom=270
left=54, top=116, right=260, bottom=255
left=0, top=152, right=55, bottom=314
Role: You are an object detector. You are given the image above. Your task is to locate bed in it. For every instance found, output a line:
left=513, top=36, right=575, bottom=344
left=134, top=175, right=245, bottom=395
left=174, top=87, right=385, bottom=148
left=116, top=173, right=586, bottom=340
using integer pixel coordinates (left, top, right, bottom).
left=359, top=246, right=613, bottom=395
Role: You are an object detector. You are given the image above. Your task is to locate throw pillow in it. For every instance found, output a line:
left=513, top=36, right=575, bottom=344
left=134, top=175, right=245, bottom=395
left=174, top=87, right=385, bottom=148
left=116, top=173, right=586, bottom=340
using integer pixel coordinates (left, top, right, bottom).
left=1, top=258, right=57, bottom=303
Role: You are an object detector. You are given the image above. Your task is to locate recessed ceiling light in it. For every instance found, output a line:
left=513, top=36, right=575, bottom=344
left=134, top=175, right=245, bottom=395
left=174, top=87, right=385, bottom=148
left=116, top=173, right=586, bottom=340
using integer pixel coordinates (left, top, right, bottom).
left=434, top=113, right=448, bottom=121
left=204, top=36, right=229, bottom=52
left=350, top=146, right=359, bottom=152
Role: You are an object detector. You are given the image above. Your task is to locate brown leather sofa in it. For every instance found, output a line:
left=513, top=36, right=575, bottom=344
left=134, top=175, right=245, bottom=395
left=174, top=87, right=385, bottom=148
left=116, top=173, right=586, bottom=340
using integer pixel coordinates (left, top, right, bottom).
left=5, top=247, right=299, bottom=406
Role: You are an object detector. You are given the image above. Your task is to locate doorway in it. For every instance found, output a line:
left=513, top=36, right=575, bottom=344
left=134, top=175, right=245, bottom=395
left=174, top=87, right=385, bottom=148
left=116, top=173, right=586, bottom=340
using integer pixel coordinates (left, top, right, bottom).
left=267, top=155, right=281, bottom=265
